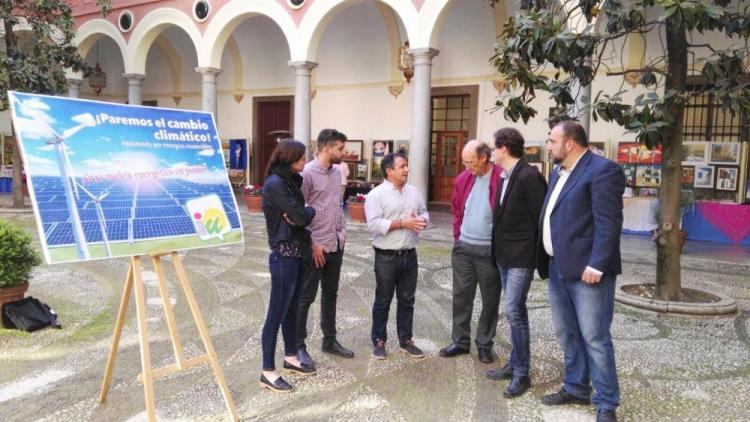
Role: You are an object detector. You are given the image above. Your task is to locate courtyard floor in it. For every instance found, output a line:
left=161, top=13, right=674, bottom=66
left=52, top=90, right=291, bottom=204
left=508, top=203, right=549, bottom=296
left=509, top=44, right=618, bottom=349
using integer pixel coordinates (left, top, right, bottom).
left=1, top=204, right=749, bottom=421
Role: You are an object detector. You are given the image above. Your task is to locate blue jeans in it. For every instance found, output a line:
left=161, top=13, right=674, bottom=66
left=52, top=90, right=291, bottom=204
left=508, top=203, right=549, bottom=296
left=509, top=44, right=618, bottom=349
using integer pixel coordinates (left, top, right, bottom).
left=261, top=251, right=303, bottom=371
left=497, top=265, right=533, bottom=376
left=548, top=259, right=620, bottom=411
left=371, top=249, right=418, bottom=346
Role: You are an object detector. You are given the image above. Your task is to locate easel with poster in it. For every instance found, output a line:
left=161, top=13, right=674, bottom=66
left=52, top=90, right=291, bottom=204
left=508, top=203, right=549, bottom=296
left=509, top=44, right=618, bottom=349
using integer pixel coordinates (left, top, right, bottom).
left=8, top=92, right=242, bottom=421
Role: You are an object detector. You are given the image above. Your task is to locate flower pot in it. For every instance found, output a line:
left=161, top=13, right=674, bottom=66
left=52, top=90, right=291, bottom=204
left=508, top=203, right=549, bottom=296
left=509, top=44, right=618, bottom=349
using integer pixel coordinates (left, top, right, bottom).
left=0, top=282, right=28, bottom=309
left=244, top=195, right=263, bottom=213
left=348, top=202, right=366, bottom=223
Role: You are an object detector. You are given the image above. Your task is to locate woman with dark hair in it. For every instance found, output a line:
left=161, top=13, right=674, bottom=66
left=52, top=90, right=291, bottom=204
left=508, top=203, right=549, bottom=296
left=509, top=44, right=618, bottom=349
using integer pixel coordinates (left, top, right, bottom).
left=259, top=139, right=316, bottom=392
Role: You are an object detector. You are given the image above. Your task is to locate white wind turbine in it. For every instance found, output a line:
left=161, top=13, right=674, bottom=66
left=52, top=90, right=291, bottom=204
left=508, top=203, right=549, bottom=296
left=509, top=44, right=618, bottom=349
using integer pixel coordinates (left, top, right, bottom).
left=21, top=104, right=96, bottom=259
left=76, top=184, right=112, bottom=257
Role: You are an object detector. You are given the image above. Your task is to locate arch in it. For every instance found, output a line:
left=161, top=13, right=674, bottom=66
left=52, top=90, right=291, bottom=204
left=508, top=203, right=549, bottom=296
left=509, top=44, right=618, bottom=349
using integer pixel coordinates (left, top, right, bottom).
left=74, top=19, right=127, bottom=64
left=201, top=0, right=296, bottom=69
left=297, top=0, right=418, bottom=62
left=153, top=35, right=183, bottom=95
left=422, top=0, right=508, bottom=49
left=224, top=35, right=245, bottom=95
left=126, top=8, right=202, bottom=75
left=374, top=2, right=405, bottom=82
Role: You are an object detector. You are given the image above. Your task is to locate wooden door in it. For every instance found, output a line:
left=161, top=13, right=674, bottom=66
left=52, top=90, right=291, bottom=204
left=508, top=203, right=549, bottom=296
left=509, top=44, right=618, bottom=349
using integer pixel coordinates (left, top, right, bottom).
left=256, top=101, right=291, bottom=184
left=431, top=131, right=464, bottom=202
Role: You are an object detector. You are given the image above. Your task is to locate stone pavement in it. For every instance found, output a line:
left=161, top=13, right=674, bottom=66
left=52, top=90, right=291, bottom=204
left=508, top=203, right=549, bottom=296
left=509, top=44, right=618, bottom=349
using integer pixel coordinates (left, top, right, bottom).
left=0, top=207, right=749, bottom=421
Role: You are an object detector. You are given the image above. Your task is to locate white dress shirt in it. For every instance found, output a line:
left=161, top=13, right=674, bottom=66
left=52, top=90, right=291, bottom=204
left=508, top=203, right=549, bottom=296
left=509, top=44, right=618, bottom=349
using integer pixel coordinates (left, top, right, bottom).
left=364, top=180, right=429, bottom=250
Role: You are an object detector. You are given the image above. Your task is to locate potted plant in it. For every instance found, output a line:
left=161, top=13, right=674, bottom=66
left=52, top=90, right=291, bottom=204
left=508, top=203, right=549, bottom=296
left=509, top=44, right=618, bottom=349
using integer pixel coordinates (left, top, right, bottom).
left=0, top=219, right=41, bottom=308
left=243, top=184, right=263, bottom=213
left=347, top=194, right=367, bottom=223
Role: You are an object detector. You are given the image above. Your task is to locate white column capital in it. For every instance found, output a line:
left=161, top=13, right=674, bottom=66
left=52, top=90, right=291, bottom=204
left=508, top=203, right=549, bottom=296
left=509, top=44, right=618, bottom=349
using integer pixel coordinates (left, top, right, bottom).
left=288, top=61, right=319, bottom=74
left=123, top=73, right=147, bottom=84
left=67, top=78, right=83, bottom=87
left=408, top=48, right=440, bottom=64
left=196, top=66, right=222, bottom=76
left=67, top=79, right=82, bottom=98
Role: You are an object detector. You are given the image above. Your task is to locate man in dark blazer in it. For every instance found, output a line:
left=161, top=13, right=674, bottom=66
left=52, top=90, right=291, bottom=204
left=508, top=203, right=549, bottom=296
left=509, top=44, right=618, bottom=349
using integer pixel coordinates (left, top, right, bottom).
left=486, top=128, right=547, bottom=398
left=539, top=120, right=625, bottom=422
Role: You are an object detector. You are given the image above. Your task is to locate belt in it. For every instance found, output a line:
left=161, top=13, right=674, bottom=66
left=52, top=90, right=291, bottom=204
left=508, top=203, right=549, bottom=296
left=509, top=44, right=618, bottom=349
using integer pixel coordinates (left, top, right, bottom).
left=374, top=247, right=415, bottom=256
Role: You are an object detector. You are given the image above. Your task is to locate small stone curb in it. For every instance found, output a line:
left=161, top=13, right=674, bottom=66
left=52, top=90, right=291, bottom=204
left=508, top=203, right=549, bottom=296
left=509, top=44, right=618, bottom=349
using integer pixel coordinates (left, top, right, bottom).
left=615, top=282, right=738, bottom=316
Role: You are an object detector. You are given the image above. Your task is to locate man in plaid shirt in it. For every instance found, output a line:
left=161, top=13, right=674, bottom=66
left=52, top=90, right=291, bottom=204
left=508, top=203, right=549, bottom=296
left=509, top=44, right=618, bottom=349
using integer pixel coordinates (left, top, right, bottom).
left=296, top=129, right=354, bottom=367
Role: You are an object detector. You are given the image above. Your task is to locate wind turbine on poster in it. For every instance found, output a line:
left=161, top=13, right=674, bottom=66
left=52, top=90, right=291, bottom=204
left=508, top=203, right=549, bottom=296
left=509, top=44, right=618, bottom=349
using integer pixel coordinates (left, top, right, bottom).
left=77, top=184, right=112, bottom=257
left=23, top=106, right=97, bottom=259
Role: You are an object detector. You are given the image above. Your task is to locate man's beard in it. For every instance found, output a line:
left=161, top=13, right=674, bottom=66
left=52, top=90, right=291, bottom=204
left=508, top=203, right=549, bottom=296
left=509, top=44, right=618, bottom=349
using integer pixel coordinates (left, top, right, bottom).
left=331, top=156, right=343, bottom=164
left=551, top=155, right=563, bottom=165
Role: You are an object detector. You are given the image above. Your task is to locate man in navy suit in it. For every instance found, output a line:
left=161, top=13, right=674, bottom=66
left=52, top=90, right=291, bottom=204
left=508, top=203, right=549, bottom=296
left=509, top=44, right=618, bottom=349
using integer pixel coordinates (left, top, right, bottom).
left=539, top=120, right=624, bottom=422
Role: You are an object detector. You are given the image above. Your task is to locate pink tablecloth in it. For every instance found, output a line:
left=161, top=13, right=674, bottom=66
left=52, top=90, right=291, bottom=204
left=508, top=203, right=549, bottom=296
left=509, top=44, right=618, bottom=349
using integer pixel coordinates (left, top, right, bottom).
left=698, top=202, right=750, bottom=244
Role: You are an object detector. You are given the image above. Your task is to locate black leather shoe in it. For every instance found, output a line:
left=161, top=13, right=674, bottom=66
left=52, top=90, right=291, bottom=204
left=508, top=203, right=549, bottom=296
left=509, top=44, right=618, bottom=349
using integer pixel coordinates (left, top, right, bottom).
left=486, top=363, right=513, bottom=380
left=477, top=348, right=494, bottom=363
left=283, top=360, right=316, bottom=375
left=439, top=343, right=470, bottom=358
left=541, top=388, right=591, bottom=406
left=596, top=409, right=617, bottom=422
left=503, top=375, right=531, bottom=398
left=297, top=347, right=315, bottom=367
left=322, top=339, right=355, bottom=358
left=259, top=374, right=293, bottom=393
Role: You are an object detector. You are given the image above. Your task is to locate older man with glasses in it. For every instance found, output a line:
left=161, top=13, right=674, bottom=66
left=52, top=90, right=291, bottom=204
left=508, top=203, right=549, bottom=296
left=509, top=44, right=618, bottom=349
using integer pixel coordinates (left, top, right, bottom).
left=439, top=140, right=503, bottom=364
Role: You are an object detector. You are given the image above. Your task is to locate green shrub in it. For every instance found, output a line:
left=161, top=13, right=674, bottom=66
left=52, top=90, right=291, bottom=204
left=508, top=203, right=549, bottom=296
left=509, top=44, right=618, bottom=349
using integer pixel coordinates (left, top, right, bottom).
left=0, top=219, right=41, bottom=288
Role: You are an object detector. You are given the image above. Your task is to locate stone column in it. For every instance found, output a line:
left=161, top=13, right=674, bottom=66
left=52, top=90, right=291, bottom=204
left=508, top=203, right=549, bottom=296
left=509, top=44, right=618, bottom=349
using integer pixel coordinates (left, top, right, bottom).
left=67, top=79, right=82, bottom=98
left=196, top=67, right=221, bottom=121
left=123, top=73, right=146, bottom=105
left=289, top=61, right=318, bottom=155
left=408, top=48, right=439, bottom=204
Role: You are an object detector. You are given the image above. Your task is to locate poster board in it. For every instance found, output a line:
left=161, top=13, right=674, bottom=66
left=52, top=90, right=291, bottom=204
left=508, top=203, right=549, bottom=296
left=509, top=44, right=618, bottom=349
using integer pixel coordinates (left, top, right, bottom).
left=8, top=91, right=243, bottom=264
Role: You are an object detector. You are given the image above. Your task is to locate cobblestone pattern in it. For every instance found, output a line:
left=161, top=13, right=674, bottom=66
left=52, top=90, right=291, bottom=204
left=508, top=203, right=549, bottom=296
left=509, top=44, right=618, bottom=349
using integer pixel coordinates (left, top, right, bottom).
left=0, top=212, right=748, bottom=421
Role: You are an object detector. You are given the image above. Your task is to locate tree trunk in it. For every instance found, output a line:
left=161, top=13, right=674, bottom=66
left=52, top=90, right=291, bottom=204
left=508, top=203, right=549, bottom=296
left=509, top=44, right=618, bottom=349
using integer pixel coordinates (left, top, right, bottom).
left=4, top=16, right=25, bottom=208
left=10, top=134, right=24, bottom=208
left=655, top=19, right=688, bottom=301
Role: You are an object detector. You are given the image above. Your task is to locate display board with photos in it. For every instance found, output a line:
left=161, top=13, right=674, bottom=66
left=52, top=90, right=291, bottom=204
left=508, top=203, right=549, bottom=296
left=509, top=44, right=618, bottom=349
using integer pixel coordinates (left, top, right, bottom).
left=619, top=140, right=748, bottom=202
left=524, top=142, right=546, bottom=177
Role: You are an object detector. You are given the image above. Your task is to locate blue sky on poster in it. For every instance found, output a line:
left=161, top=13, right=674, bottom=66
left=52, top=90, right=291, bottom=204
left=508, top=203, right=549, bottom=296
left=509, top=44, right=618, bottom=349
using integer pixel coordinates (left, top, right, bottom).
left=10, top=92, right=226, bottom=184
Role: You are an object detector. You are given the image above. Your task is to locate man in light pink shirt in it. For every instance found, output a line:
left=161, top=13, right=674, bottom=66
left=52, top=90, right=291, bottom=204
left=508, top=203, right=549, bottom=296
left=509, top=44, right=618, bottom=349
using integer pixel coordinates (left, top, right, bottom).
left=296, top=129, right=354, bottom=367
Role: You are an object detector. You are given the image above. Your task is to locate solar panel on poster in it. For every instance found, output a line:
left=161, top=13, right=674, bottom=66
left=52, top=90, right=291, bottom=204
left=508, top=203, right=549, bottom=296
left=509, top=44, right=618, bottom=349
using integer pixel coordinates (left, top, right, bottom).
left=31, top=176, right=241, bottom=247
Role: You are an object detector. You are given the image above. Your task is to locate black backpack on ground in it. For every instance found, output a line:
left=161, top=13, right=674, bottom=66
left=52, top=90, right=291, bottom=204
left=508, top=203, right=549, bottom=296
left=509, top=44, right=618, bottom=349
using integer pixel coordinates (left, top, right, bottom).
left=2, top=296, right=62, bottom=332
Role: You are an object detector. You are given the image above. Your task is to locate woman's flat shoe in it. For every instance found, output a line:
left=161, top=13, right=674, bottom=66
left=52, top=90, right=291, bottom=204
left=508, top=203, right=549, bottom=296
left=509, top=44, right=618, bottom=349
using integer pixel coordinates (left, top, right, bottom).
left=283, top=360, right=316, bottom=375
left=259, top=374, right=293, bottom=392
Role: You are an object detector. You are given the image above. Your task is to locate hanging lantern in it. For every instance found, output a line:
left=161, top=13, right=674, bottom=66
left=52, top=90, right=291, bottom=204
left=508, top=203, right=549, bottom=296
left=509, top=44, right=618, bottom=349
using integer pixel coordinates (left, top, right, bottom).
left=89, top=63, right=107, bottom=95
left=398, top=41, right=414, bottom=83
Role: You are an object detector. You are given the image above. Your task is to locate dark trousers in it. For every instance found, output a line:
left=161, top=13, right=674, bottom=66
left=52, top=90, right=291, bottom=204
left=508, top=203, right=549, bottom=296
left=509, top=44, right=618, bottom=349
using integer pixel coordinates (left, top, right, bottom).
left=261, top=251, right=303, bottom=371
left=296, top=248, right=344, bottom=348
left=451, top=240, right=501, bottom=350
left=371, top=249, right=418, bottom=346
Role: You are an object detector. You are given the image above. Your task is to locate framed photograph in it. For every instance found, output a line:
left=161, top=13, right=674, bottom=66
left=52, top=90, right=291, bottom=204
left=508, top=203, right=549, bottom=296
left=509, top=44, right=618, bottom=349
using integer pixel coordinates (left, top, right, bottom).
left=355, top=160, right=368, bottom=181
left=528, top=161, right=545, bottom=174
left=636, top=165, right=661, bottom=187
left=588, top=141, right=607, bottom=158
left=617, top=142, right=640, bottom=164
left=621, top=164, right=636, bottom=186
left=682, top=142, right=708, bottom=164
left=639, top=187, right=658, bottom=197
left=343, top=140, right=363, bottom=162
left=637, top=144, right=662, bottom=164
left=715, top=166, right=738, bottom=191
left=370, top=140, right=393, bottom=181
left=680, top=166, right=695, bottom=188
left=694, top=165, right=715, bottom=188
left=709, top=142, right=741, bottom=165
left=395, top=140, right=409, bottom=158
left=524, top=145, right=543, bottom=162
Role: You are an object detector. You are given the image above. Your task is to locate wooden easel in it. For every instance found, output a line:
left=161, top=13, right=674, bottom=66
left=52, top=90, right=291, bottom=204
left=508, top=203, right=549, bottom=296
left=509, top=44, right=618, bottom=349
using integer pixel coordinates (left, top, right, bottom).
left=98, top=252, right=238, bottom=421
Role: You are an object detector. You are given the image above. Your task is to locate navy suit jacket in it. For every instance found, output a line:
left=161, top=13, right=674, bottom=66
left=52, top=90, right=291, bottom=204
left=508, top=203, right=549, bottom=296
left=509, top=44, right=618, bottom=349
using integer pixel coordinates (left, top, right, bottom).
left=539, top=150, right=625, bottom=280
